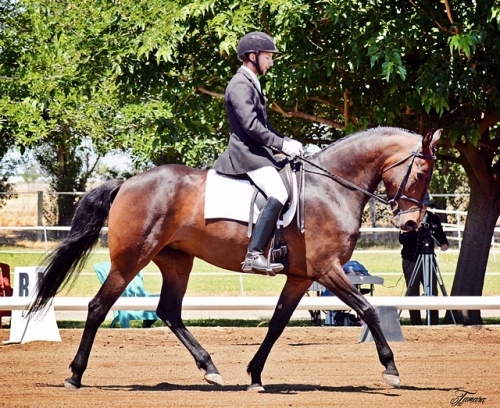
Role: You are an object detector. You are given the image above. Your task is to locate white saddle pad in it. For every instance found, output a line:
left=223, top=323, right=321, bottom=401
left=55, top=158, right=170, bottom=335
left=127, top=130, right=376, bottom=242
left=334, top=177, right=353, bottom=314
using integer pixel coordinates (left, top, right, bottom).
left=204, top=169, right=297, bottom=228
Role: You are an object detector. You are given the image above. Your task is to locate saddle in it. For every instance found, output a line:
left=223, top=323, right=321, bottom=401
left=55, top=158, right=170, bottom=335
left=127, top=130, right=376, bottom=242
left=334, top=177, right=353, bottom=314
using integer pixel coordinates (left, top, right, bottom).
left=215, top=159, right=304, bottom=266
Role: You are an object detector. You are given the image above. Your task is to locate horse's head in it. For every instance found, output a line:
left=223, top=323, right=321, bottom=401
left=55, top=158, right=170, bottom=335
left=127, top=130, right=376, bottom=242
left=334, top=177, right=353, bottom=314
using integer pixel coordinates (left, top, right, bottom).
left=382, top=129, right=442, bottom=231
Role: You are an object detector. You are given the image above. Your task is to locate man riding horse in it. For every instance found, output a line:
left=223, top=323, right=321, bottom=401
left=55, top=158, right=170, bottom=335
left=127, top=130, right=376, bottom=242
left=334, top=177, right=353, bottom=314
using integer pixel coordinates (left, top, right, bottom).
left=213, top=31, right=303, bottom=276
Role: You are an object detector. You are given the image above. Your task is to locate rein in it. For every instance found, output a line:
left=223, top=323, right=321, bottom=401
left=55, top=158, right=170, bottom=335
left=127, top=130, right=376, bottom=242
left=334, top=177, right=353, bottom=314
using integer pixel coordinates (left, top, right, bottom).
left=296, top=142, right=436, bottom=216
left=297, top=155, right=390, bottom=206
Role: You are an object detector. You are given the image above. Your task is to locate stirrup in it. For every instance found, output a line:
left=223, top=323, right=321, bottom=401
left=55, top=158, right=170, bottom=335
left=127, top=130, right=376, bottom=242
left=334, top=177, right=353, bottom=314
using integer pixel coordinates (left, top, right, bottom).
left=241, top=253, right=283, bottom=276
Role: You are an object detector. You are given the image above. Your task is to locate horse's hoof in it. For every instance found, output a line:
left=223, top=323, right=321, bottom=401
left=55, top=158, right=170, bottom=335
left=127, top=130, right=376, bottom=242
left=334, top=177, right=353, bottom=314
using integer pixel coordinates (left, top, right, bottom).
left=204, top=373, right=224, bottom=386
left=382, top=373, right=401, bottom=388
left=246, top=383, right=265, bottom=392
left=63, top=378, right=80, bottom=389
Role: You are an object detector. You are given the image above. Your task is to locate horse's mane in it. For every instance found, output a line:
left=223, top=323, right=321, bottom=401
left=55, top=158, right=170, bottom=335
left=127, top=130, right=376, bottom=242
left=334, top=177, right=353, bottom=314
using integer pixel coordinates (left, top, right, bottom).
left=310, top=126, right=421, bottom=159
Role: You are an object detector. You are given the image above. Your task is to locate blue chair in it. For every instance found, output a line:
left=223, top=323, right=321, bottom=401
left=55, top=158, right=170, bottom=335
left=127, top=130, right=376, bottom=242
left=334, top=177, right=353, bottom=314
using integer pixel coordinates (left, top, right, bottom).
left=93, top=262, right=159, bottom=328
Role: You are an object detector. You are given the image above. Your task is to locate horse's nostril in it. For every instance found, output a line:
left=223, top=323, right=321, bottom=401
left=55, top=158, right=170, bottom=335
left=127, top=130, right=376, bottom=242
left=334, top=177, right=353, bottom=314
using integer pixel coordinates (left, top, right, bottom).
left=406, top=220, right=417, bottom=230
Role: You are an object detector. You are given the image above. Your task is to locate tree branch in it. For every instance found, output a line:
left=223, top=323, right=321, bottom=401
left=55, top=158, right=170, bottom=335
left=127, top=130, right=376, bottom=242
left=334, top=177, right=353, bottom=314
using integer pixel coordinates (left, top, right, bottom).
left=478, top=141, right=500, bottom=156
left=270, top=101, right=344, bottom=129
left=443, top=0, right=460, bottom=34
left=344, top=90, right=349, bottom=128
left=197, top=87, right=224, bottom=99
left=443, top=0, right=455, bottom=25
left=308, top=96, right=359, bottom=125
left=408, top=0, right=459, bottom=34
left=438, top=152, right=461, bottom=165
left=479, top=110, right=500, bottom=138
left=197, top=87, right=345, bottom=129
left=492, top=162, right=500, bottom=175
left=309, top=96, right=334, bottom=106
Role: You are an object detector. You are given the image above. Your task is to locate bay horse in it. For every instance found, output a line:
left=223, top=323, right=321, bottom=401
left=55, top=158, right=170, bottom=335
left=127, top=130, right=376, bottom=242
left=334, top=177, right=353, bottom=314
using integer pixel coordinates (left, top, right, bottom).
left=30, top=126, right=441, bottom=391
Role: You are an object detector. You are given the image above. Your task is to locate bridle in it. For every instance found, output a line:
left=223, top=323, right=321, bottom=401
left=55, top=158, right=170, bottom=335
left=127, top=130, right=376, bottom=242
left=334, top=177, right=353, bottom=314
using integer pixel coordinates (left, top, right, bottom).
left=381, top=142, right=436, bottom=215
left=297, top=140, right=436, bottom=216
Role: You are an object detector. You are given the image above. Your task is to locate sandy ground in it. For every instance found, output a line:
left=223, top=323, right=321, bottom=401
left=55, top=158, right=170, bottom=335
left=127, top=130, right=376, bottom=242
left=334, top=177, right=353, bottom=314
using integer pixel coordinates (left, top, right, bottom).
left=1, top=325, right=499, bottom=408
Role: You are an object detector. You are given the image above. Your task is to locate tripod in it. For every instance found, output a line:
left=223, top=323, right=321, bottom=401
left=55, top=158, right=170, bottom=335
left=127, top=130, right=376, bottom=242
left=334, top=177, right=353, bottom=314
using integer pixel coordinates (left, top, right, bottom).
left=405, top=235, right=456, bottom=325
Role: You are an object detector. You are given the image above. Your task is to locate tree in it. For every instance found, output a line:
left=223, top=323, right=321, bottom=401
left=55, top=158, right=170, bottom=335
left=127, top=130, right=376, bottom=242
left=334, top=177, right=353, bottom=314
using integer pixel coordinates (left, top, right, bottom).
left=0, top=154, right=17, bottom=209
left=0, top=0, right=136, bottom=224
left=115, top=0, right=500, bottom=324
left=0, top=1, right=24, bottom=202
left=2, top=1, right=499, bottom=324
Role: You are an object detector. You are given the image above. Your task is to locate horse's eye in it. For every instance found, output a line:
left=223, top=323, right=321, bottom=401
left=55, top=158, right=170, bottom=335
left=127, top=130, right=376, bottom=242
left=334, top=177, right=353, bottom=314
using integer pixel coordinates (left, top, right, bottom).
left=416, top=173, right=425, bottom=181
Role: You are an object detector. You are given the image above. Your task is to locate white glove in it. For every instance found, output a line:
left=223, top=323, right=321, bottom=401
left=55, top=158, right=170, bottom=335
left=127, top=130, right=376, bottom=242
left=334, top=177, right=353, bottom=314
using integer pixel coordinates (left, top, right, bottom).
left=282, top=139, right=303, bottom=158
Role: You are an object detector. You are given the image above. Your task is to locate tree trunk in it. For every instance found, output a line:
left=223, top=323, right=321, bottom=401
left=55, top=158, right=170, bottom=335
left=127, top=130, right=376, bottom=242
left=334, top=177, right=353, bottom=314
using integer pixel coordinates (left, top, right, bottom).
left=447, top=178, right=500, bottom=324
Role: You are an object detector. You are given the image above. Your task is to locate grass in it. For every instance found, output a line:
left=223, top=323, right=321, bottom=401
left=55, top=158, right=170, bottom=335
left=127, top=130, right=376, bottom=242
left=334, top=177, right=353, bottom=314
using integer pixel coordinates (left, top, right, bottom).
left=3, top=245, right=500, bottom=297
left=0, top=247, right=500, bottom=296
left=52, top=316, right=500, bottom=329
left=2, top=244, right=500, bottom=327
left=55, top=318, right=320, bottom=329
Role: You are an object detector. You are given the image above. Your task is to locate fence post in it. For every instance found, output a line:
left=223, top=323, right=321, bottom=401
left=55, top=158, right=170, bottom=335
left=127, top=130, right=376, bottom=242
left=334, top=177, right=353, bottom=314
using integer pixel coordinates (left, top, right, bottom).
left=369, top=198, right=378, bottom=241
left=37, top=191, right=43, bottom=241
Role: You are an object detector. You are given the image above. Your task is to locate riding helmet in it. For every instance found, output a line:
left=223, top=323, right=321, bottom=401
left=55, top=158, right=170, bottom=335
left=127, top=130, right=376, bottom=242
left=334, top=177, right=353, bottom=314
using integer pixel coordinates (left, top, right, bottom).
left=423, top=192, right=436, bottom=207
left=237, top=31, right=280, bottom=61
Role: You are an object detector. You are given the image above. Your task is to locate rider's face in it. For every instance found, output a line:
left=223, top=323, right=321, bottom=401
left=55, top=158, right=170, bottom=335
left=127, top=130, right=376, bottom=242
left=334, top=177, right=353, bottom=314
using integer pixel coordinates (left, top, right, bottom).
left=249, top=52, right=274, bottom=75
left=257, top=52, right=274, bottom=75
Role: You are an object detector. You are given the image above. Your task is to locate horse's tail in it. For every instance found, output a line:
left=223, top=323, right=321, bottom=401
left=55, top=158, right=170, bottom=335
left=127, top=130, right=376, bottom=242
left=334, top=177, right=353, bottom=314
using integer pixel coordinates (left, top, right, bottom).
left=28, top=179, right=124, bottom=315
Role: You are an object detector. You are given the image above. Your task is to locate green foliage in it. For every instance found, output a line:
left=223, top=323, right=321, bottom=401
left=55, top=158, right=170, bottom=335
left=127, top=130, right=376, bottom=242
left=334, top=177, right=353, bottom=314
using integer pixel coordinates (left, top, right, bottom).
left=1, top=0, right=500, bottom=303
left=3, top=0, right=499, bottom=162
left=0, top=157, right=18, bottom=208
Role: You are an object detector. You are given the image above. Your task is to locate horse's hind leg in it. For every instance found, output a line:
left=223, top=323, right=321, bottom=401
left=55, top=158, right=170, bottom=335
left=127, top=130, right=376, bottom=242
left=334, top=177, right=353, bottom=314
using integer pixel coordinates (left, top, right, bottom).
left=320, top=273, right=401, bottom=388
left=65, top=264, right=133, bottom=389
left=154, top=249, right=224, bottom=386
left=247, top=276, right=312, bottom=391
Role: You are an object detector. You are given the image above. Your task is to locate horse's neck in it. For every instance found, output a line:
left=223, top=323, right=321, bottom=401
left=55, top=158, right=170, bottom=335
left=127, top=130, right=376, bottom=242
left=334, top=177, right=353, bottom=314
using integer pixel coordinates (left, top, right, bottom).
left=314, top=137, right=388, bottom=196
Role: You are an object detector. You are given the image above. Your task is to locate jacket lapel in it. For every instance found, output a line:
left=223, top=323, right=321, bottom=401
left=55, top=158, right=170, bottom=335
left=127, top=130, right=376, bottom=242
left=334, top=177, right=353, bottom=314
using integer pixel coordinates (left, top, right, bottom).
left=237, top=68, right=266, bottom=102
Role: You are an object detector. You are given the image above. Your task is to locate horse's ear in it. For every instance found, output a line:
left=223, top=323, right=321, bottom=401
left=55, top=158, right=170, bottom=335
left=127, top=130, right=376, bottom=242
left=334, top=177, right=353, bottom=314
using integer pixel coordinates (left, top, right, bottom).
left=422, top=128, right=442, bottom=151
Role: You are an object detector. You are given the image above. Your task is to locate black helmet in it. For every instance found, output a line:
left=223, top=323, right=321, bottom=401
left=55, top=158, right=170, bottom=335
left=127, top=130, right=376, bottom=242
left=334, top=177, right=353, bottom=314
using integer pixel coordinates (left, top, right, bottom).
left=423, top=192, right=435, bottom=207
left=237, top=31, right=280, bottom=62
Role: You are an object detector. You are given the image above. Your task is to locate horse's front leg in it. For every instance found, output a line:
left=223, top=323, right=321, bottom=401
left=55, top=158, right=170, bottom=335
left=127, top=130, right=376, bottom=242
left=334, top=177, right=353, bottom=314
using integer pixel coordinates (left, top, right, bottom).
left=247, top=276, right=311, bottom=391
left=318, top=271, right=401, bottom=388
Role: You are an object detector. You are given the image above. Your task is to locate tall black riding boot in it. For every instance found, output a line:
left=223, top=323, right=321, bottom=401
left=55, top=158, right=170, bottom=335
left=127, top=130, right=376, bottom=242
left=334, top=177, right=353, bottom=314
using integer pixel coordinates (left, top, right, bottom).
left=242, top=197, right=284, bottom=276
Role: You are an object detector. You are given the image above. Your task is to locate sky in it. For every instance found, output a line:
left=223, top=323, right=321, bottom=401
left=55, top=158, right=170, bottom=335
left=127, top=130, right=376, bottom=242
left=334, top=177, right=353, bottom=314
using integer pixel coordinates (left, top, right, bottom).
left=3, top=148, right=132, bottom=175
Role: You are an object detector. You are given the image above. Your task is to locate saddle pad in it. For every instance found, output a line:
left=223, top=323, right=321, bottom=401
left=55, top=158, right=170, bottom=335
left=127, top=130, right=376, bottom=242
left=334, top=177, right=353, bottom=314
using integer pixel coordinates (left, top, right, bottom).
left=204, top=169, right=297, bottom=228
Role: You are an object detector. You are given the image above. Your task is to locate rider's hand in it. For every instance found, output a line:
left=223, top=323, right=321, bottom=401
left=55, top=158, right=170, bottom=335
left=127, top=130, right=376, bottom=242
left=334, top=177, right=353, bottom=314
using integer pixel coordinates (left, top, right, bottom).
left=282, top=139, right=304, bottom=158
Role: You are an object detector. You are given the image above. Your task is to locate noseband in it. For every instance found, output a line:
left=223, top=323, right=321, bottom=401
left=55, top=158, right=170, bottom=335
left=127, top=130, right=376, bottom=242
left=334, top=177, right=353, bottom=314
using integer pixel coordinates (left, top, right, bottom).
left=297, top=140, right=436, bottom=216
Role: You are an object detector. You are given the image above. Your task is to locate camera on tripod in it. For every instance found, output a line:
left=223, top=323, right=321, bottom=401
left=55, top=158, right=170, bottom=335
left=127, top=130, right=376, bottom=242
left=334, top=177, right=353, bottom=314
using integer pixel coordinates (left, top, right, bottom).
left=405, top=219, right=456, bottom=324
left=417, top=222, right=437, bottom=255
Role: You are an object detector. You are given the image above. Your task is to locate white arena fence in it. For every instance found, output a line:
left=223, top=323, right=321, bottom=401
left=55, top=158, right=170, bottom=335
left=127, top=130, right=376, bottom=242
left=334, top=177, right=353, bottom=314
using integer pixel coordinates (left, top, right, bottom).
left=2, top=190, right=499, bottom=253
left=2, top=199, right=500, bottom=316
left=2, top=225, right=500, bottom=254
left=1, top=295, right=500, bottom=312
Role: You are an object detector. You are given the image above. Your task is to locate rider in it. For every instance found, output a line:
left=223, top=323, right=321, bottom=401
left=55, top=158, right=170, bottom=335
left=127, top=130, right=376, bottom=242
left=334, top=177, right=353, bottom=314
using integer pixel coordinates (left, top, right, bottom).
left=213, top=31, right=303, bottom=276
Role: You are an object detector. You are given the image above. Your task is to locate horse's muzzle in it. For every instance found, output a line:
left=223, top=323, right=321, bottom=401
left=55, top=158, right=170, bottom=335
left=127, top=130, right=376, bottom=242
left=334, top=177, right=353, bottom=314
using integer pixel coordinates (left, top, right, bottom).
left=403, top=219, right=418, bottom=231
left=391, top=216, right=418, bottom=231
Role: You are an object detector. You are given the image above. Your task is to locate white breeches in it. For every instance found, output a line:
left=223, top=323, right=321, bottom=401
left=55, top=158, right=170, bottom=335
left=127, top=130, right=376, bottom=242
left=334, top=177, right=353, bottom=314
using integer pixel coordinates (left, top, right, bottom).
left=246, top=166, right=288, bottom=205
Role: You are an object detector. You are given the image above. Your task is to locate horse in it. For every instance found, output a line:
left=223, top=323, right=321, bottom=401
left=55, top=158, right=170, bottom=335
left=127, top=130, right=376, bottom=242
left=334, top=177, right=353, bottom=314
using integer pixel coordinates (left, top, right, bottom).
left=29, top=126, right=441, bottom=391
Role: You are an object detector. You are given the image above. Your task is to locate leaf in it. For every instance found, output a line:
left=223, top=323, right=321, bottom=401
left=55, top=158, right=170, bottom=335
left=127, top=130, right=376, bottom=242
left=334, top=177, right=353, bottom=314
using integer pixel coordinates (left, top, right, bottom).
left=467, top=128, right=480, bottom=147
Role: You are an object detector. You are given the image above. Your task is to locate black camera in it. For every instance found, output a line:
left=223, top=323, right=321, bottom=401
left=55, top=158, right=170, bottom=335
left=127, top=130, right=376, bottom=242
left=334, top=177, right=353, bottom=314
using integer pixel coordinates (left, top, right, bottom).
left=417, top=222, right=437, bottom=254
